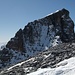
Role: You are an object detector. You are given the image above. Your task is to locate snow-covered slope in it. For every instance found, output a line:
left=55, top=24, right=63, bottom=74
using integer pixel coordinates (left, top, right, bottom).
left=27, top=57, right=75, bottom=75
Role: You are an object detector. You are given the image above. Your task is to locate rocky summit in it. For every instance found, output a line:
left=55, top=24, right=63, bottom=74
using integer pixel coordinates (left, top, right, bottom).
left=6, top=8, right=74, bottom=52
left=0, top=8, right=75, bottom=69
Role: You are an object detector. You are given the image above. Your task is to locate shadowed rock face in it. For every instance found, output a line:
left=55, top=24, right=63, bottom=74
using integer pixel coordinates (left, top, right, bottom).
left=6, top=8, right=74, bottom=52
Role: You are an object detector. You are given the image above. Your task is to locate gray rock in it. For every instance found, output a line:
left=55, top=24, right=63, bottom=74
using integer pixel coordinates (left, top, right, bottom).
left=6, top=8, right=74, bottom=52
left=1, top=43, right=75, bottom=75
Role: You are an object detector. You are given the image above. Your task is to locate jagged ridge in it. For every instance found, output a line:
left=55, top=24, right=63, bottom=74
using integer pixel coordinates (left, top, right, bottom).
left=0, top=8, right=74, bottom=69
left=6, top=8, right=74, bottom=52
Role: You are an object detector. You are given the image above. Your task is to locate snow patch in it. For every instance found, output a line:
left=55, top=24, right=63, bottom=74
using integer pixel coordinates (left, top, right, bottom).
left=46, top=10, right=60, bottom=17
left=46, top=13, right=53, bottom=16
left=7, top=57, right=35, bottom=71
left=55, top=10, right=59, bottom=12
left=0, top=42, right=6, bottom=50
left=52, top=36, right=62, bottom=46
left=62, top=15, right=65, bottom=18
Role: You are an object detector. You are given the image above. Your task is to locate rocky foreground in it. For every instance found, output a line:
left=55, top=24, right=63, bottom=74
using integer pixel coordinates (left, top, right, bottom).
left=0, top=43, right=75, bottom=75
left=27, top=57, right=75, bottom=75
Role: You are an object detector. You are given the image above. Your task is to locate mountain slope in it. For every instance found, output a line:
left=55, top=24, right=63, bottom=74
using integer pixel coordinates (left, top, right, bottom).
left=27, top=57, right=75, bottom=75
left=0, top=8, right=74, bottom=69
left=0, top=43, right=75, bottom=75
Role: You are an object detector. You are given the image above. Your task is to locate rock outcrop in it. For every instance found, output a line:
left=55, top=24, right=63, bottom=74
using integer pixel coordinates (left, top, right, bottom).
left=6, top=8, right=74, bottom=53
left=0, top=8, right=75, bottom=69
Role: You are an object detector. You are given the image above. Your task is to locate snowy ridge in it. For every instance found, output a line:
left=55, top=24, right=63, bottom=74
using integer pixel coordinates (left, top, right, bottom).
left=1, top=43, right=75, bottom=75
left=46, top=9, right=60, bottom=17
left=27, top=57, right=75, bottom=75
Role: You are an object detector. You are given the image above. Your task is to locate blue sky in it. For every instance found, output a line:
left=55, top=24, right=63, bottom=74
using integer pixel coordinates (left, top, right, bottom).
left=0, top=0, right=75, bottom=42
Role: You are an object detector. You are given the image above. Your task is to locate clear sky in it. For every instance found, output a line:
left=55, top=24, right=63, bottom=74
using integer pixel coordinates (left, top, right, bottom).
left=0, top=0, right=75, bottom=42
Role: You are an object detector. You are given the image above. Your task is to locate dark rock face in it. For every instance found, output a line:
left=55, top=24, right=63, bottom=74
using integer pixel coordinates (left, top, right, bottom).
left=46, top=8, right=74, bottom=42
left=6, top=9, right=74, bottom=53
left=0, top=48, right=12, bottom=67
left=6, top=29, right=25, bottom=51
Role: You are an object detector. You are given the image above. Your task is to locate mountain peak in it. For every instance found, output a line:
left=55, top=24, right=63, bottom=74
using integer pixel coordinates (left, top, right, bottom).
left=0, top=9, right=74, bottom=69
left=46, top=8, right=69, bottom=17
left=6, top=8, right=74, bottom=51
left=62, top=8, right=69, bottom=12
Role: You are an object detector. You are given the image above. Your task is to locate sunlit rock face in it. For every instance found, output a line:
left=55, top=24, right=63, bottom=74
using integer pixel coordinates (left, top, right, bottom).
left=6, top=8, right=74, bottom=53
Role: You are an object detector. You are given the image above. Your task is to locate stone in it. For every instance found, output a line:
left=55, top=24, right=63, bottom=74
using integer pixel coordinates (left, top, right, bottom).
left=6, top=8, right=74, bottom=53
